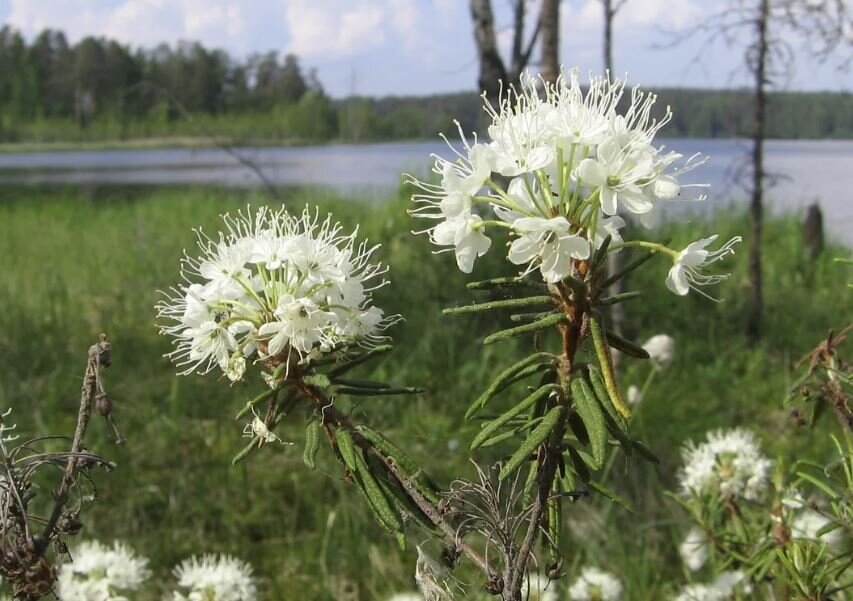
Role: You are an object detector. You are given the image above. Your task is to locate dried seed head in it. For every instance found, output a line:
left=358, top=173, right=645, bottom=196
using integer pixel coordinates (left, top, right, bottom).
left=95, top=392, right=112, bottom=417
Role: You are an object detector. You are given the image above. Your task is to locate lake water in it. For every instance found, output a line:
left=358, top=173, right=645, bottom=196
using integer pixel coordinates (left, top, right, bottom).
left=0, top=139, right=851, bottom=244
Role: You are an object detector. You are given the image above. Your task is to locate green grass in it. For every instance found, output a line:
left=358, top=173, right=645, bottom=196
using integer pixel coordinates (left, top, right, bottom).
left=0, top=185, right=849, bottom=600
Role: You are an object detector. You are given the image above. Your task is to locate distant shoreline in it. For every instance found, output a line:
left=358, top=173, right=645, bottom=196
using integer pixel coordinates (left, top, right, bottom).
left=2, top=134, right=853, bottom=154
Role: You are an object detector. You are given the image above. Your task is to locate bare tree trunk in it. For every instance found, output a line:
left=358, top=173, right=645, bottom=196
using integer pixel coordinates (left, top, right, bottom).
left=746, top=0, right=769, bottom=344
left=603, top=0, right=626, bottom=362
left=470, top=0, right=508, bottom=105
left=539, top=0, right=561, bottom=84
left=603, top=0, right=615, bottom=73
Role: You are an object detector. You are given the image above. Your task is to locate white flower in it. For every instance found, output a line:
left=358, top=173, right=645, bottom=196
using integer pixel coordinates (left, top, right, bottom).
left=627, top=385, right=642, bottom=406
left=242, top=409, right=288, bottom=445
left=157, top=207, right=394, bottom=378
left=672, top=571, right=749, bottom=601
left=0, top=408, right=18, bottom=443
left=522, top=572, right=558, bottom=601
left=642, top=334, right=675, bottom=369
left=666, top=236, right=742, bottom=298
left=225, top=356, right=246, bottom=382
left=387, top=594, right=424, bottom=601
left=508, top=216, right=590, bottom=283
left=679, top=428, right=771, bottom=501
left=57, top=541, right=149, bottom=601
left=577, top=139, right=656, bottom=216
left=679, top=527, right=709, bottom=572
left=590, top=215, right=625, bottom=250
left=568, top=567, right=622, bottom=601
left=431, top=213, right=492, bottom=273
left=791, top=509, right=842, bottom=546
left=172, top=554, right=256, bottom=601
left=486, top=96, right=556, bottom=176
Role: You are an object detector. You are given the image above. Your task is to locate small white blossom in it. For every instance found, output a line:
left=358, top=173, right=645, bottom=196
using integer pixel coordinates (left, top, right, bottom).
left=791, top=509, right=842, bottom=546
left=679, top=527, right=709, bottom=572
left=627, top=385, right=642, bottom=406
left=57, top=541, right=149, bottom=601
left=508, top=216, right=590, bottom=282
left=387, top=594, right=424, bottom=601
left=666, top=236, right=742, bottom=298
left=568, top=567, right=623, bottom=601
left=672, top=571, right=749, bottom=601
left=642, top=334, right=675, bottom=369
left=679, top=428, right=771, bottom=501
left=522, top=572, right=558, bottom=601
left=431, top=213, right=492, bottom=274
left=172, top=554, right=256, bottom=601
left=157, top=206, right=396, bottom=379
left=242, top=409, right=289, bottom=446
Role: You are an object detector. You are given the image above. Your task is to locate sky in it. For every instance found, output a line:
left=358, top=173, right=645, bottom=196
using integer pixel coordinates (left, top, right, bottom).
left=1, top=0, right=850, bottom=97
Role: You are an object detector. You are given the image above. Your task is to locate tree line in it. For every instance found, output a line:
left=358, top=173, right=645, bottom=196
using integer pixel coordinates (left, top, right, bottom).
left=0, top=26, right=851, bottom=144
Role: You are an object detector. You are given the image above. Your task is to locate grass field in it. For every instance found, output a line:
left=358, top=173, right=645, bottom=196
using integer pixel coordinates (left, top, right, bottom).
left=0, top=184, right=849, bottom=600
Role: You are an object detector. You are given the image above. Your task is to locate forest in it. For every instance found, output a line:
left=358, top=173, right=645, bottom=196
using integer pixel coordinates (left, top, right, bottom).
left=0, top=26, right=851, bottom=145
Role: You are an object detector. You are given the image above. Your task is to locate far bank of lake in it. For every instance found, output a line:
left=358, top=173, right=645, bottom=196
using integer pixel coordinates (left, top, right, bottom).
left=0, top=138, right=850, bottom=244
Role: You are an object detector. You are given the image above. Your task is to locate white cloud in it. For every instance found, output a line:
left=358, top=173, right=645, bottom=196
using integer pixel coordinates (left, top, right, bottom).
left=284, top=0, right=387, bottom=57
left=6, top=0, right=259, bottom=53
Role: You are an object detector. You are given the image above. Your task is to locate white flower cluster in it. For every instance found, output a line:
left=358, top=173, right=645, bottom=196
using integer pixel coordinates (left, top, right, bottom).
left=409, top=68, right=739, bottom=294
left=157, top=206, right=394, bottom=380
left=782, top=493, right=843, bottom=547
left=679, top=527, right=709, bottom=572
left=673, top=571, right=750, bottom=601
left=679, top=428, right=771, bottom=501
left=386, top=594, right=424, bottom=601
left=568, top=567, right=623, bottom=601
left=172, top=554, right=256, bottom=601
left=56, top=541, right=150, bottom=601
left=642, top=334, right=675, bottom=369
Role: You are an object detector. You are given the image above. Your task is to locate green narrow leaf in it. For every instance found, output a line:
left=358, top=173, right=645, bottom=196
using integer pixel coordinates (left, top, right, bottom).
left=367, top=454, right=437, bottom=534
left=478, top=429, right=520, bottom=448
left=522, top=460, right=539, bottom=505
left=484, top=313, right=566, bottom=346
left=591, top=234, right=612, bottom=269
left=604, top=329, right=650, bottom=359
left=587, top=366, right=628, bottom=432
left=335, top=386, right=425, bottom=396
left=795, top=471, right=840, bottom=499
left=303, top=415, right=321, bottom=470
left=353, top=449, right=403, bottom=533
left=327, top=344, right=394, bottom=377
left=588, top=480, right=634, bottom=511
left=234, top=388, right=276, bottom=421
left=598, top=291, right=642, bottom=306
left=356, top=426, right=419, bottom=474
left=500, top=406, right=565, bottom=480
left=631, top=440, right=660, bottom=464
left=566, top=446, right=591, bottom=483
left=467, top=276, right=546, bottom=291
left=547, top=485, right=561, bottom=563
left=589, top=316, right=631, bottom=419
left=567, top=411, right=589, bottom=446
left=600, top=249, right=658, bottom=289
left=356, top=425, right=441, bottom=505
left=570, top=377, right=607, bottom=469
left=470, top=384, right=558, bottom=450
left=465, top=352, right=554, bottom=419
left=336, top=429, right=358, bottom=472
left=443, top=295, right=553, bottom=315
left=510, top=310, right=558, bottom=323
left=330, top=378, right=391, bottom=389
